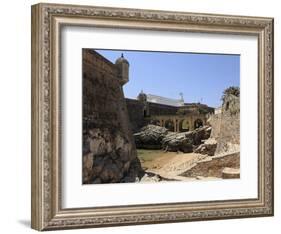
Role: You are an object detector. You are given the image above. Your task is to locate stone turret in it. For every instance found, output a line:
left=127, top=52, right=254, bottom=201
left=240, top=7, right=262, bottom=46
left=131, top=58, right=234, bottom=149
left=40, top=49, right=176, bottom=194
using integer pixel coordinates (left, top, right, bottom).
left=137, top=90, right=149, bottom=117
left=137, top=90, right=147, bottom=103
left=115, top=53, right=129, bottom=85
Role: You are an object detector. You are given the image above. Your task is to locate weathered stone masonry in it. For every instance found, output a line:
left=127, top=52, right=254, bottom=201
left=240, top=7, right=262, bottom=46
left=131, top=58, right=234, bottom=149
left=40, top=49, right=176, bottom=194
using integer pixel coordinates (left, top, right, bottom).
left=82, top=49, right=143, bottom=184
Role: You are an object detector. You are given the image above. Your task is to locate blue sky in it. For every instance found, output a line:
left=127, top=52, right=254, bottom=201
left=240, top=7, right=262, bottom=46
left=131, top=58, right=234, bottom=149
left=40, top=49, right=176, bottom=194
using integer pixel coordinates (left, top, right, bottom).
left=95, top=49, right=240, bottom=108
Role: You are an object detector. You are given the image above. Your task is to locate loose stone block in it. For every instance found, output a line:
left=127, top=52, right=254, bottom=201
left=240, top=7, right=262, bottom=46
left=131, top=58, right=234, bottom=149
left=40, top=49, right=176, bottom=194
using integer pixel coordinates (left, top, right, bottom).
left=222, top=167, right=240, bottom=179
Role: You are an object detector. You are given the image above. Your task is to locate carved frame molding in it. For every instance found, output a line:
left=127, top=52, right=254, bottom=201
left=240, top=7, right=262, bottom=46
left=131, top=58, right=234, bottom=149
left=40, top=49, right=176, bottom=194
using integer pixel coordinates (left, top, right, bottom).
left=31, top=3, right=274, bottom=231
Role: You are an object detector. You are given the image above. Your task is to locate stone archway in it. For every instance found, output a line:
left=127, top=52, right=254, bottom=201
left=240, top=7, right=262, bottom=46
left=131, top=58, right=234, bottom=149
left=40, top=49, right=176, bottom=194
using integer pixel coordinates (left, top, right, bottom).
left=194, top=119, right=203, bottom=129
left=165, top=119, right=174, bottom=131
left=179, top=119, right=190, bottom=132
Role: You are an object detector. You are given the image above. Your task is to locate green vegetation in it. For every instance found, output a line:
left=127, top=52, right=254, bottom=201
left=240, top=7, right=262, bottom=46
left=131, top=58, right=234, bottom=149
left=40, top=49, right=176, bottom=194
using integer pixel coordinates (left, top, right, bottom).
left=221, top=86, right=240, bottom=102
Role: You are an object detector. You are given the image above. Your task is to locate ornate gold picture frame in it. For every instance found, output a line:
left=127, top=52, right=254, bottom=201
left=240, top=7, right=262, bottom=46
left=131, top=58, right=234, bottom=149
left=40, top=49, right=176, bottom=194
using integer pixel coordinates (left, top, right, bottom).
left=31, top=3, right=274, bottom=231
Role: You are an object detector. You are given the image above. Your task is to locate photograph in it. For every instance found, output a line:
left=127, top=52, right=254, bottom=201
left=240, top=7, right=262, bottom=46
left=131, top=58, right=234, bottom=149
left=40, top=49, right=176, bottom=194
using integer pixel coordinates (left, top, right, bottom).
left=82, top=49, right=241, bottom=184
left=30, top=3, right=273, bottom=230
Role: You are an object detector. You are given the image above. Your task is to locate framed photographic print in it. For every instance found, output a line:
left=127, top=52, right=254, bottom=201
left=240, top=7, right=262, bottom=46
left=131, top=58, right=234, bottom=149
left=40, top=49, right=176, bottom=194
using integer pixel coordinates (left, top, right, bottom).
left=31, top=3, right=274, bottom=231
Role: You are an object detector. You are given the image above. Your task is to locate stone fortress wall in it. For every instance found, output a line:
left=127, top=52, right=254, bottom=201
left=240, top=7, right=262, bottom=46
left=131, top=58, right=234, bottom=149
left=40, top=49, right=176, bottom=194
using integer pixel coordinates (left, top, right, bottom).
left=125, top=98, right=148, bottom=133
left=83, top=49, right=118, bottom=118
left=208, top=94, right=240, bottom=155
left=82, top=49, right=143, bottom=184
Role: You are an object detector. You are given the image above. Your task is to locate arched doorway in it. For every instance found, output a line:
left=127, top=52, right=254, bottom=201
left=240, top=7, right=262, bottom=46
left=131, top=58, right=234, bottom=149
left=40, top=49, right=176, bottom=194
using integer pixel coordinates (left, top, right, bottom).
left=194, top=119, right=203, bottom=129
left=143, top=109, right=147, bottom=117
left=179, top=119, right=190, bottom=132
left=165, top=119, right=174, bottom=131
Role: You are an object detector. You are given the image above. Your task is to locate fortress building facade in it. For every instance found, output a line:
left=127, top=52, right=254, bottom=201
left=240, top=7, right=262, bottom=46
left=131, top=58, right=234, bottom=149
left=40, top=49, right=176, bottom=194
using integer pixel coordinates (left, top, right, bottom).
left=126, top=92, right=214, bottom=133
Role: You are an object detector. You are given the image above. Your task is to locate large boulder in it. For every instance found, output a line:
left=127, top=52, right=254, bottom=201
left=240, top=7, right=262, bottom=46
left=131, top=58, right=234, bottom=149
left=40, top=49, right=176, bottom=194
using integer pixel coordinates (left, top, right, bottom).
left=134, top=125, right=169, bottom=149
left=162, top=132, right=193, bottom=153
left=162, top=126, right=212, bottom=153
left=134, top=125, right=212, bottom=153
left=194, top=138, right=217, bottom=156
left=191, top=126, right=212, bottom=145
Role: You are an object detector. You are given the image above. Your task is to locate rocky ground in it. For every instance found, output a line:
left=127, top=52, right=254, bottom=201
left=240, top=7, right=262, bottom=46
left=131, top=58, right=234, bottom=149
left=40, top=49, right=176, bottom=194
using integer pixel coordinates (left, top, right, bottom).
left=133, top=124, right=240, bottom=182
left=83, top=123, right=240, bottom=184
left=136, top=149, right=239, bottom=182
left=83, top=89, right=240, bottom=184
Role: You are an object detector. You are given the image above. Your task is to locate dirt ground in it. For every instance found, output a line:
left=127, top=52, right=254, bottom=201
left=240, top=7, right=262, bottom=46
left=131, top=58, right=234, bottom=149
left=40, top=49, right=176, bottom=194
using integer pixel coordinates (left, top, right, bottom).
left=137, top=149, right=207, bottom=180
left=137, top=149, right=240, bottom=181
left=137, top=149, right=178, bottom=170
